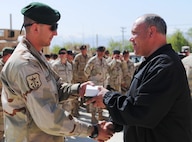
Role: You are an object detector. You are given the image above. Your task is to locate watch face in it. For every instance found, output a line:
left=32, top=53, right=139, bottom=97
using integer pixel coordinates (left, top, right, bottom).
left=92, top=133, right=98, bottom=138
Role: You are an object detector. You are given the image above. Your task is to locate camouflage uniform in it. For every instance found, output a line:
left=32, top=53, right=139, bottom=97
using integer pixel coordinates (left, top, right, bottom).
left=73, top=52, right=91, bottom=112
left=51, top=59, right=74, bottom=114
left=182, top=55, right=192, bottom=96
left=121, top=59, right=135, bottom=94
left=84, top=55, right=109, bottom=123
left=52, top=59, right=73, bottom=83
left=107, top=59, right=124, bottom=92
left=73, top=53, right=91, bottom=83
left=1, top=37, right=94, bottom=142
left=0, top=59, right=4, bottom=142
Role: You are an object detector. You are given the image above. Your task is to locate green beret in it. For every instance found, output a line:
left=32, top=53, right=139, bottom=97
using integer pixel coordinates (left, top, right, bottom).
left=21, top=2, right=61, bottom=25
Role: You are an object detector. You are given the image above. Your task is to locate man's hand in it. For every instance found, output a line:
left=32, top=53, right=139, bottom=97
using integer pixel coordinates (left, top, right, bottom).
left=86, top=86, right=109, bottom=109
left=96, top=121, right=114, bottom=142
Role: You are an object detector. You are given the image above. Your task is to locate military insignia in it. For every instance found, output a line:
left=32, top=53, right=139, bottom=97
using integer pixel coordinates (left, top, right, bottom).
left=26, top=73, right=42, bottom=90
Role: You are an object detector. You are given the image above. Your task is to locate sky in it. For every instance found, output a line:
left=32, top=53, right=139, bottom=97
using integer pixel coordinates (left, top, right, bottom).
left=0, top=0, right=192, bottom=48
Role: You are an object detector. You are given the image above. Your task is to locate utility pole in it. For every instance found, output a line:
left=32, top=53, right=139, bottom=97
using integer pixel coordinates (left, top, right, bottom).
left=96, top=34, right=98, bottom=48
left=121, top=27, right=126, bottom=49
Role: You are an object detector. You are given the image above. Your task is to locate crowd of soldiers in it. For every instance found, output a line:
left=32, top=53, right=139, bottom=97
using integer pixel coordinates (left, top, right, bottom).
left=45, top=44, right=137, bottom=124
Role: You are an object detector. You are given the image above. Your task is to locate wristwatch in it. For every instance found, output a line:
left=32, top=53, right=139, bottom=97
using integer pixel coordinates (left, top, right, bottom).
left=89, top=125, right=98, bottom=138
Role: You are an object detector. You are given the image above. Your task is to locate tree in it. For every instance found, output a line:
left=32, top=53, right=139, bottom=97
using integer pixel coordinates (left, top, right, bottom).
left=108, top=39, right=133, bottom=53
left=167, top=30, right=190, bottom=52
left=51, top=45, right=61, bottom=54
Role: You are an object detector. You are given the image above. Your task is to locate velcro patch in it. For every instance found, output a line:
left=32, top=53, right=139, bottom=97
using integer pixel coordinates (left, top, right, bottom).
left=26, top=73, right=42, bottom=90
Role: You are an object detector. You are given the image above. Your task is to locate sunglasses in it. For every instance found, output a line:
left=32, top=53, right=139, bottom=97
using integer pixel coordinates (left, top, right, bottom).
left=59, top=52, right=66, bottom=55
left=23, top=23, right=58, bottom=31
left=50, top=23, right=58, bottom=31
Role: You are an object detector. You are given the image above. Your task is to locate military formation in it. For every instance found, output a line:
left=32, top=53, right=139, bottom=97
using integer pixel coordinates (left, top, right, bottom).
left=43, top=45, right=136, bottom=124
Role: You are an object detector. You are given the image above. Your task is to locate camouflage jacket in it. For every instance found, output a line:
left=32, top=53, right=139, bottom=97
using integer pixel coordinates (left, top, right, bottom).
left=73, top=53, right=91, bottom=83
left=84, top=55, right=109, bottom=86
left=52, top=59, right=73, bottom=83
left=0, top=37, right=93, bottom=142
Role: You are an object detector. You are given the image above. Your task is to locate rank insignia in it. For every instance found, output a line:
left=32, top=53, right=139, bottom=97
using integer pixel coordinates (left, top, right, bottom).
left=26, top=73, right=42, bottom=90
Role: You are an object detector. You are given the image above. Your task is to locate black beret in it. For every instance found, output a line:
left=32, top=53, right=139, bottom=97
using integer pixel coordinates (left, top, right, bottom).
left=67, top=50, right=73, bottom=55
left=58, top=48, right=67, bottom=54
left=80, top=45, right=87, bottom=50
left=123, top=50, right=130, bottom=55
left=113, top=50, right=120, bottom=54
left=97, top=46, right=105, bottom=52
left=21, top=2, right=61, bottom=25
left=1, top=47, right=14, bottom=56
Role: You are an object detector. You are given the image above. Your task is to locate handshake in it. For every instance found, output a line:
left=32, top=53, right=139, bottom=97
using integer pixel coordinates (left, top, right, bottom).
left=79, top=83, right=115, bottom=141
left=91, top=121, right=114, bottom=142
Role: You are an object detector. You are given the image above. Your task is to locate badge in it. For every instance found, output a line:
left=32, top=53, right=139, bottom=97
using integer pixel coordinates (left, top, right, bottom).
left=26, top=73, right=42, bottom=90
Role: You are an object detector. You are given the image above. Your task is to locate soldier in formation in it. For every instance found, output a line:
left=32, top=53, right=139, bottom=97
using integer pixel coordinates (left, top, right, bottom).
left=0, top=47, right=14, bottom=142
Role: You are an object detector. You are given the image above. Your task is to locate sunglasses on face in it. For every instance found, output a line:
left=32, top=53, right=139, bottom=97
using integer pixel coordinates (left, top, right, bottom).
left=50, top=23, right=58, bottom=31
left=59, top=52, right=66, bottom=55
left=23, top=23, right=58, bottom=31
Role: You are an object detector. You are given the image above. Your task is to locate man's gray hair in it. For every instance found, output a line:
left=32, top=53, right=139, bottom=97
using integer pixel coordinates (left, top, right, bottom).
left=142, top=14, right=167, bottom=35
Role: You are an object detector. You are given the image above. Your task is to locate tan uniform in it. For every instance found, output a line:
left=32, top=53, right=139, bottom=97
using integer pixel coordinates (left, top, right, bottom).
left=121, top=59, right=135, bottom=93
left=51, top=59, right=74, bottom=114
left=182, top=55, right=192, bottom=96
left=107, top=59, right=123, bottom=92
left=73, top=53, right=91, bottom=111
left=0, top=59, right=5, bottom=141
left=52, top=59, right=73, bottom=83
left=73, top=53, right=91, bottom=83
left=0, top=37, right=93, bottom=142
left=84, top=55, right=109, bottom=123
left=84, top=55, right=109, bottom=86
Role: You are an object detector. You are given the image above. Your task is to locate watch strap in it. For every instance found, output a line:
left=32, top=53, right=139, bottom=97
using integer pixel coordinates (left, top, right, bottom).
left=89, top=125, right=98, bottom=138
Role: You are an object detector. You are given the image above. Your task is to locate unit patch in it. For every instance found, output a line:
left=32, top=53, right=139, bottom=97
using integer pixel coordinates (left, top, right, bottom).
left=26, top=73, right=42, bottom=90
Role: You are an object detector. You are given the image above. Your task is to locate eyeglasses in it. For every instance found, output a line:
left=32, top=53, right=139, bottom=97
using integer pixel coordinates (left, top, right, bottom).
left=22, top=23, right=58, bottom=31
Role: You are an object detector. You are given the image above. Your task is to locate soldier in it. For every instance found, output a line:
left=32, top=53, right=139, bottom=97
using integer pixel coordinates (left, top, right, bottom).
left=52, top=48, right=72, bottom=83
left=73, top=45, right=91, bottom=83
left=121, top=50, right=135, bottom=94
left=51, top=48, right=74, bottom=116
left=66, top=50, right=74, bottom=65
left=73, top=45, right=91, bottom=111
left=65, top=50, right=80, bottom=117
left=107, top=50, right=124, bottom=92
left=0, top=2, right=113, bottom=142
left=182, top=55, right=192, bottom=96
left=84, top=46, right=109, bottom=124
left=0, top=47, right=14, bottom=141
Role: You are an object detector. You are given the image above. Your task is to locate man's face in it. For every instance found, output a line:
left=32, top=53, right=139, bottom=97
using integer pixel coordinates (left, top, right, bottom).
left=81, top=48, right=87, bottom=55
left=129, top=19, right=151, bottom=57
left=37, top=23, right=58, bottom=47
left=113, top=54, right=120, bottom=60
left=59, top=50, right=67, bottom=59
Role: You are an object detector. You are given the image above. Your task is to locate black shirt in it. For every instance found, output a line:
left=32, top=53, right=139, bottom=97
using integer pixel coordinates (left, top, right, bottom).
left=104, top=44, right=192, bottom=142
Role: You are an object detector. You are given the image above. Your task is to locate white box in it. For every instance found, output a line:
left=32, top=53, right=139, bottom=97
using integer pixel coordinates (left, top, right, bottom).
left=85, top=85, right=99, bottom=97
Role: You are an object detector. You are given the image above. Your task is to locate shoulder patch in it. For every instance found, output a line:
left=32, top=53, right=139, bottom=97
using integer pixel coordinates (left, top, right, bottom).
left=26, top=73, right=42, bottom=90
